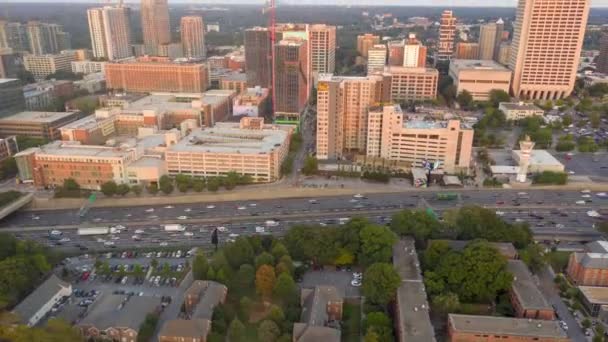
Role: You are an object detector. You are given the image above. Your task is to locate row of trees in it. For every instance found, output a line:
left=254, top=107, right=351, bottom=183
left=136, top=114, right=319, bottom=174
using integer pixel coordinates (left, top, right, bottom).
left=280, top=133, right=302, bottom=176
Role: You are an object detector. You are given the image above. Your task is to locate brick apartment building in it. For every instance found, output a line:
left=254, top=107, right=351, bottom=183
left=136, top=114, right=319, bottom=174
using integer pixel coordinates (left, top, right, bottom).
left=448, top=314, right=569, bottom=342
left=0, top=111, right=85, bottom=140
left=567, top=252, right=608, bottom=286
left=507, top=260, right=554, bottom=320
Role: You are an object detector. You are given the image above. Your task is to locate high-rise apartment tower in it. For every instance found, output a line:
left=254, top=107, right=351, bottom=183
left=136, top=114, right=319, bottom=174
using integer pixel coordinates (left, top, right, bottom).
left=141, top=0, right=171, bottom=55
left=181, top=16, right=206, bottom=59
left=87, top=5, right=133, bottom=61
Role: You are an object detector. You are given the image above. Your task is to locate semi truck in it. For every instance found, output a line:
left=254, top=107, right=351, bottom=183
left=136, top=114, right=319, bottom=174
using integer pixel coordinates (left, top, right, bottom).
left=164, top=224, right=185, bottom=232
left=77, top=227, right=119, bottom=236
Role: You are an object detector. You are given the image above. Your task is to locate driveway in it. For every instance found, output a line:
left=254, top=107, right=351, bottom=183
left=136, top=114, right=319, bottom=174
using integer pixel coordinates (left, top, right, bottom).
left=538, top=266, right=586, bottom=342
left=300, top=270, right=360, bottom=298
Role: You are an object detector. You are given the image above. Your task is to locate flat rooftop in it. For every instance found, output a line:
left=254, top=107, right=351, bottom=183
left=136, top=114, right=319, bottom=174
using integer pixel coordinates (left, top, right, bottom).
left=79, top=294, right=160, bottom=331
left=60, top=114, right=109, bottom=130
left=579, top=286, right=608, bottom=304
left=448, top=314, right=568, bottom=338
left=499, top=102, right=543, bottom=111
left=0, top=111, right=79, bottom=124
left=168, top=122, right=289, bottom=155
left=36, top=141, right=134, bottom=159
left=513, top=150, right=564, bottom=167
left=507, top=260, right=552, bottom=310
left=393, top=239, right=422, bottom=281
left=0, top=78, right=19, bottom=85
left=220, top=72, right=247, bottom=81
left=451, top=59, right=510, bottom=71
left=396, top=282, right=436, bottom=342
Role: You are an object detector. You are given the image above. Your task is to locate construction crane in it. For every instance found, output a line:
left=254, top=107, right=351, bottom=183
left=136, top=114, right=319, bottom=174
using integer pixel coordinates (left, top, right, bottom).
left=264, top=0, right=277, bottom=116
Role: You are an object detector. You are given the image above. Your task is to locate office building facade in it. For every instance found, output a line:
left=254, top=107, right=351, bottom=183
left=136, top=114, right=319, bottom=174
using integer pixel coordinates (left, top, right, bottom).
left=597, top=33, right=608, bottom=74
left=87, top=5, right=133, bottom=61
left=181, top=16, right=206, bottom=59
left=309, top=24, right=336, bottom=76
left=385, top=66, right=438, bottom=101
left=23, top=51, right=76, bottom=80
left=357, top=34, right=380, bottom=58
left=509, top=0, right=590, bottom=100
left=244, top=28, right=272, bottom=88
left=141, top=0, right=171, bottom=55
left=449, top=59, right=512, bottom=101
left=274, top=39, right=309, bottom=120
left=0, top=79, right=25, bottom=117
left=455, top=42, right=480, bottom=60
left=367, top=44, right=387, bottom=75
left=478, top=23, right=497, bottom=60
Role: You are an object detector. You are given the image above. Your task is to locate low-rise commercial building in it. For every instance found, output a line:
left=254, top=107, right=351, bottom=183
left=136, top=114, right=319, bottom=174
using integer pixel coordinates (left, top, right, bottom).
left=12, top=275, right=72, bottom=327
left=499, top=102, right=544, bottom=121
left=507, top=260, right=554, bottom=320
left=393, top=238, right=436, bottom=342
left=233, top=87, right=270, bottom=117
left=449, top=59, right=512, bottom=101
left=105, top=56, right=208, bottom=93
left=0, top=136, right=18, bottom=162
left=73, top=72, right=106, bottom=94
left=447, top=314, right=569, bottom=342
left=0, top=78, right=25, bottom=117
left=0, top=110, right=85, bottom=139
left=23, top=51, right=76, bottom=80
left=293, top=286, right=343, bottom=342
left=579, top=286, right=608, bottom=317
left=512, top=150, right=564, bottom=173
left=71, top=60, right=106, bottom=74
left=567, top=252, right=608, bottom=286
left=79, top=295, right=161, bottom=342
left=584, top=73, right=608, bottom=87
left=219, top=72, right=247, bottom=94
left=165, top=117, right=293, bottom=182
left=366, top=104, right=473, bottom=174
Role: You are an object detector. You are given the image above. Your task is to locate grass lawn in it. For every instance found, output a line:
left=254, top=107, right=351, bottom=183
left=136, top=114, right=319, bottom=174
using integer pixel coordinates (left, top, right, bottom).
left=342, top=302, right=362, bottom=342
left=546, top=251, right=570, bottom=272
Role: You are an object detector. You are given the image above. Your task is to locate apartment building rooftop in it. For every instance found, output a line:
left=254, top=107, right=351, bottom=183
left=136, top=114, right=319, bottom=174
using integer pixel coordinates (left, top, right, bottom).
left=579, top=286, right=608, bottom=305
left=507, top=260, right=552, bottom=311
left=168, top=122, right=289, bottom=155
left=585, top=241, right=608, bottom=254
left=0, top=111, right=79, bottom=124
left=499, top=102, right=543, bottom=111
left=396, top=282, right=435, bottom=342
left=79, top=294, right=160, bottom=331
left=189, top=281, right=228, bottom=320
left=450, top=59, right=510, bottom=71
left=448, top=314, right=568, bottom=338
left=37, top=141, right=134, bottom=159
left=392, top=239, right=422, bottom=281
left=60, top=114, right=110, bottom=131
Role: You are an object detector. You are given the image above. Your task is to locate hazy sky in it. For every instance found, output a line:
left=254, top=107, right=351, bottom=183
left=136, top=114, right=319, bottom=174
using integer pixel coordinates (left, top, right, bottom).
left=3, top=0, right=608, bottom=7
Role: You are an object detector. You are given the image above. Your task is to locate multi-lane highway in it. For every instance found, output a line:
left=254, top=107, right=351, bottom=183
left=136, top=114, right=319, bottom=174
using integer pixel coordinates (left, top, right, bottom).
left=1, top=189, right=606, bottom=252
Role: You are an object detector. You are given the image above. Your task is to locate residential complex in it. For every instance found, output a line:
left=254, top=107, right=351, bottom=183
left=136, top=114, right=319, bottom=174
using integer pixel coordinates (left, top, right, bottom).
left=393, top=239, right=436, bottom=342
left=0, top=21, right=30, bottom=52
left=0, top=78, right=25, bottom=117
left=499, top=102, right=545, bottom=121
left=385, top=66, right=438, bottom=101
left=165, top=118, right=293, bottom=182
left=449, top=59, right=512, bottom=101
left=181, top=16, right=206, bottom=59
left=478, top=22, right=498, bottom=60
left=105, top=57, right=209, bottom=93
left=435, top=10, right=456, bottom=63
left=454, top=42, right=480, bottom=60
left=357, top=33, right=380, bottom=58
left=274, top=39, right=309, bottom=120
left=23, top=51, right=76, bottom=80
left=447, top=314, right=569, bottom=342
left=71, top=60, right=107, bottom=75
left=293, top=286, right=343, bottom=341
left=506, top=260, right=554, bottom=320
left=141, top=0, right=171, bottom=55
left=87, top=5, right=133, bottom=61
left=309, top=24, right=336, bottom=76
left=567, top=251, right=608, bottom=286
left=366, top=104, right=473, bottom=173
left=25, top=21, right=70, bottom=55
left=12, top=275, right=72, bottom=327
left=219, top=72, right=248, bottom=94
left=367, top=44, right=387, bottom=75
left=509, top=0, right=590, bottom=100
left=402, top=33, right=427, bottom=68
left=244, top=28, right=272, bottom=88
left=0, top=111, right=85, bottom=140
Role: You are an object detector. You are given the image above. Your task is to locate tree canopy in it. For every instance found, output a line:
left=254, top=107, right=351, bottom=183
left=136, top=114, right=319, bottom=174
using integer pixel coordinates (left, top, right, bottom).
left=361, top=263, right=401, bottom=306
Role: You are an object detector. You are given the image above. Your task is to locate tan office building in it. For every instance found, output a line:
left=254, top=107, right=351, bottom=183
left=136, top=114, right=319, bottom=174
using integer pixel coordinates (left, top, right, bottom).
left=309, top=24, right=336, bottom=75
left=181, top=16, right=206, bottom=59
left=454, top=42, right=480, bottom=60
left=357, top=34, right=380, bottom=58
left=367, top=44, right=387, bottom=75
left=0, top=111, right=85, bottom=140
left=385, top=66, right=438, bottom=101
left=402, top=33, right=427, bottom=68
left=509, top=0, right=590, bottom=100
left=316, top=74, right=389, bottom=160
left=23, top=52, right=76, bottom=80
left=478, top=23, right=498, bottom=60
left=105, top=57, right=208, bottom=93
left=449, top=59, right=512, bottom=101
left=366, top=104, right=473, bottom=173
left=141, top=0, right=170, bottom=55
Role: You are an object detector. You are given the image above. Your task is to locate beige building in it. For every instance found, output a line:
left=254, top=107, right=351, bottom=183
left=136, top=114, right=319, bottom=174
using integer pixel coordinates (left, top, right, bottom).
left=181, top=16, right=206, bottom=59
left=165, top=118, right=293, bottom=182
left=23, top=51, right=76, bottom=80
left=366, top=104, right=473, bottom=173
left=141, top=0, right=170, bottom=55
left=402, top=33, right=427, bottom=68
left=309, top=24, right=336, bottom=77
left=497, top=42, right=511, bottom=66
left=499, top=102, right=544, bottom=121
left=367, top=44, right=387, bottom=75
left=316, top=74, right=389, bottom=160
left=71, top=60, right=106, bottom=74
left=509, top=0, right=590, bottom=100
left=87, top=5, right=132, bottom=61
left=436, top=10, right=456, bottom=63
left=357, top=34, right=380, bottom=58
left=479, top=23, right=498, bottom=60
left=385, top=66, right=438, bottom=101
left=454, top=42, right=480, bottom=60
left=449, top=59, right=512, bottom=101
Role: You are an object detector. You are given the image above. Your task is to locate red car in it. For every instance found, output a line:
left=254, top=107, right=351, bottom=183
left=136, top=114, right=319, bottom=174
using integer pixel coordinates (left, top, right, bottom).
left=81, top=272, right=90, bottom=281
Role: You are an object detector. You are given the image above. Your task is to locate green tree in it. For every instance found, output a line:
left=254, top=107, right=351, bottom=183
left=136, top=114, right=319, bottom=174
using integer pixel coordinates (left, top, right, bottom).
left=273, top=273, right=297, bottom=302
left=590, top=112, right=601, bottom=129
left=489, top=89, right=510, bottom=108
left=227, top=318, right=246, bottom=342
left=365, top=311, right=391, bottom=330
left=423, top=240, right=452, bottom=270
left=193, top=252, right=209, bottom=280
left=131, top=185, right=142, bottom=196
left=562, top=114, right=573, bottom=126
left=431, top=292, right=460, bottom=314
left=160, top=182, right=174, bottom=195
left=207, top=178, right=220, bottom=192
left=116, top=183, right=130, bottom=196
left=256, top=265, right=276, bottom=299
left=519, top=244, right=545, bottom=272
left=255, top=252, right=275, bottom=269
left=302, top=155, right=318, bottom=175
left=364, top=330, right=380, bottom=342
left=224, top=237, right=255, bottom=269
left=270, top=242, right=289, bottom=260
left=137, top=313, right=159, bottom=342
left=359, top=225, right=397, bottom=265
left=63, top=178, right=80, bottom=191
left=362, top=263, right=401, bottom=305
left=456, top=90, right=474, bottom=110
left=192, top=178, right=205, bottom=192
left=390, top=210, right=442, bottom=244
left=147, top=183, right=159, bottom=195
left=258, top=320, right=281, bottom=342
left=236, top=264, right=255, bottom=291
left=582, top=318, right=591, bottom=329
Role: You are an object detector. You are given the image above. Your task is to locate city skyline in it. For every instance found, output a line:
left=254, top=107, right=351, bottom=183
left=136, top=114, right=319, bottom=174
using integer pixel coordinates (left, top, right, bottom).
left=3, top=0, right=608, bottom=7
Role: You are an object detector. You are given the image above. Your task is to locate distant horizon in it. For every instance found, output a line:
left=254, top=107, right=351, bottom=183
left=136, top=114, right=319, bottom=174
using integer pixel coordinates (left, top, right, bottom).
left=2, top=0, right=608, bottom=8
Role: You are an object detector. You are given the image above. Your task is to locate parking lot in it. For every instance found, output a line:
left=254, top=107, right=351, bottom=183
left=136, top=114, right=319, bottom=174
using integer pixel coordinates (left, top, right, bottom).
left=300, top=269, right=362, bottom=298
left=555, top=152, right=608, bottom=181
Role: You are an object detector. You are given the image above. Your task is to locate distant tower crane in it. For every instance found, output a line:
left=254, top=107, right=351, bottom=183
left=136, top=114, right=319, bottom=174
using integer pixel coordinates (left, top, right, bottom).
left=264, top=0, right=277, bottom=115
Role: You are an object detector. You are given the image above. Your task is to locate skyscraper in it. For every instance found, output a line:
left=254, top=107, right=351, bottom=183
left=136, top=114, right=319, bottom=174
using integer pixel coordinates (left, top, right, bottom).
left=357, top=34, right=380, bottom=58
left=274, top=39, right=308, bottom=120
left=0, top=21, right=29, bottom=52
left=435, top=10, right=456, bottom=64
left=26, top=21, right=68, bottom=55
left=597, top=33, right=608, bottom=74
left=494, top=18, right=505, bottom=61
left=402, top=33, right=427, bottom=68
left=141, top=0, right=170, bottom=55
left=478, top=23, right=497, bottom=60
left=367, top=44, right=387, bottom=75
left=309, top=24, right=336, bottom=76
left=87, top=5, right=133, bottom=61
left=509, top=0, right=590, bottom=100
left=181, top=16, right=206, bottom=59
left=387, top=40, right=405, bottom=66
left=244, top=27, right=272, bottom=88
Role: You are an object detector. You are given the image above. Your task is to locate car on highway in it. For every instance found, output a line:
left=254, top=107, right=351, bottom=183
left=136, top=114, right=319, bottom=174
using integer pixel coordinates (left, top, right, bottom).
left=206, top=204, right=216, bottom=209
left=217, top=226, right=228, bottom=232
left=184, top=232, right=194, bottom=237
left=184, top=208, right=192, bottom=212
left=159, top=242, right=168, bottom=247
left=265, top=220, right=279, bottom=227
left=104, top=241, right=115, bottom=246
left=237, top=206, right=247, bottom=210
left=581, top=189, right=591, bottom=194
left=145, top=208, right=154, bottom=212
left=132, top=235, right=141, bottom=240
left=59, top=237, right=70, bottom=243
left=135, top=229, right=144, bottom=234
left=255, top=226, right=265, bottom=233
left=177, top=216, right=188, bottom=220
left=350, top=279, right=362, bottom=287
left=597, top=192, right=607, bottom=198
left=576, top=200, right=586, bottom=205
left=354, top=194, right=364, bottom=198
left=164, top=205, right=174, bottom=209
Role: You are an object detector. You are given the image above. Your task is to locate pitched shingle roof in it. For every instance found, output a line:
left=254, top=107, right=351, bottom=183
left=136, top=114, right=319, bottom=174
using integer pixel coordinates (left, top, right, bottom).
left=13, top=274, right=70, bottom=323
